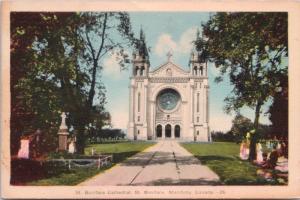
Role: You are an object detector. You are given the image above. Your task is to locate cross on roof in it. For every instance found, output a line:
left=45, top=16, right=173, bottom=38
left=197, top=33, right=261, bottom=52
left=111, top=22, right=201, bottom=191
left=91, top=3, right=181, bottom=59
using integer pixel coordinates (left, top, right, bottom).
left=167, top=50, right=173, bottom=61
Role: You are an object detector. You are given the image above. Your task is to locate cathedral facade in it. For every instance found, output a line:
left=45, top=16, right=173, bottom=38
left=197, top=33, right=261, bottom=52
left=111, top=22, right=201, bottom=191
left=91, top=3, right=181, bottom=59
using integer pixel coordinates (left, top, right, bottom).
left=127, top=32, right=210, bottom=142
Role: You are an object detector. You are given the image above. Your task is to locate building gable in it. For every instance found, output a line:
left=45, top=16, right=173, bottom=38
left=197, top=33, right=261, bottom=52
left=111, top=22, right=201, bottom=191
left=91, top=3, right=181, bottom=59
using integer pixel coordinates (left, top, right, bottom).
left=149, top=62, right=189, bottom=78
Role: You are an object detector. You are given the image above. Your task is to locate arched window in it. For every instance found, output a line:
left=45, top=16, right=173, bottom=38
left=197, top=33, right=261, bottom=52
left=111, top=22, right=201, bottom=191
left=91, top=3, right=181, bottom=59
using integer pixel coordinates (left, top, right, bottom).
left=175, top=125, right=180, bottom=138
left=165, top=124, right=171, bottom=138
left=135, top=67, right=139, bottom=76
left=156, top=125, right=162, bottom=138
left=194, top=66, right=197, bottom=75
left=200, top=66, right=203, bottom=76
left=140, top=66, right=144, bottom=76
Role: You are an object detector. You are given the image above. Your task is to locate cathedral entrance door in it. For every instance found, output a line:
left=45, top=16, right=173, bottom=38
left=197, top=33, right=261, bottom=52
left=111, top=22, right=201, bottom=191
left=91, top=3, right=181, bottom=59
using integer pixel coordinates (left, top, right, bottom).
left=175, top=125, right=180, bottom=138
left=165, top=124, right=171, bottom=138
left=156, top=125, right=162, bottom=138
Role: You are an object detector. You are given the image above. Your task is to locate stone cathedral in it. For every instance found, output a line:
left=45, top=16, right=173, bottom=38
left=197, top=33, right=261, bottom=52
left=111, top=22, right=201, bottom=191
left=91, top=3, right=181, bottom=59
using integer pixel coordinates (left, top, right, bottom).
left=127, top=31, right=210, bottom=142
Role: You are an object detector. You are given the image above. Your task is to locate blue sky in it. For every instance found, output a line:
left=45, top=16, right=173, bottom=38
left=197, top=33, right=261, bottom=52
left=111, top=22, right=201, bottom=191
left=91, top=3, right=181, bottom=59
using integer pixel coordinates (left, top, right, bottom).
left=100, top=12, right=272, bottom=132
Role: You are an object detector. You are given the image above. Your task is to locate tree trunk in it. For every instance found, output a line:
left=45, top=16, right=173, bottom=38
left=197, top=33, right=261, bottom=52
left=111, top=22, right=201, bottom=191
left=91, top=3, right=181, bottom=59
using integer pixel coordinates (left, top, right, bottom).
left=248, top=100, right=262, bottom=161
left=75, top=125, right=86, bottom=154
left=87, top=60, right=97, bottom=108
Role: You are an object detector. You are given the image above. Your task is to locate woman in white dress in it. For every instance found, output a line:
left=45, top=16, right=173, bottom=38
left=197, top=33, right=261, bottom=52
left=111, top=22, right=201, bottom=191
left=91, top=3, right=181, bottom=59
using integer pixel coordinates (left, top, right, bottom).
left=256, top=142, right=264, bottom=164
left=240, top=140, right=249, bottom=160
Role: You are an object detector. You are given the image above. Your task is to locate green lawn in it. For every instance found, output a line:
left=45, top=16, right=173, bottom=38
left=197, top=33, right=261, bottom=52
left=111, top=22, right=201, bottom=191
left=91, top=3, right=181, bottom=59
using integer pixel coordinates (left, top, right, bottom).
left=28, top=141, right=154, bottom=186
left=85, top=141, right=154, bottom=163
left=28, top=166, right=108, bottom=186
left=181, top=142, right=271, bottom=185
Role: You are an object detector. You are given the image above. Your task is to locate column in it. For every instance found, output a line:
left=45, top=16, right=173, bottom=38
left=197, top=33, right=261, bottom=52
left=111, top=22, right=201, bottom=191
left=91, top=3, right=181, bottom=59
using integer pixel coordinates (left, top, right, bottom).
left=129, top=86, right=135, bottom=122
left=162, top=125, right=165, bottom=139
left=144, top=84, right=148, bottom=122
left=201, top=84, right=205, bottom=123
left=145, top=63, right=149, bottom=76
left=128, top=83, right=135, bottom=140
left=149, top=101, right=153, bottom=140
left=143, top=82, right=148, bottom=140
left=190, top=85, right=194, bottom=122
left=171, top=125, right=175, bottom=139
left=190, top=83, right=195, bottom=140
left=203, top=85, right=209, bottom=123
left=152, top=101, right=156, bottom=140
left=206, top=85, right=209, bottom=123
left=204, top=85, right=209, bottom=142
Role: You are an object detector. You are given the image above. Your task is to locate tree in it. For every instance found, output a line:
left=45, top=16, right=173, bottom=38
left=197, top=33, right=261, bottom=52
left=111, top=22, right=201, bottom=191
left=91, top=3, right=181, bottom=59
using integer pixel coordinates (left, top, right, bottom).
left=230, top=114, right=254, bottom=142
left=201, top=12, right=288, bottom=161
left=268, top=72, right=288, bottom=140
left=10, top=12, right=137, bottom=154
left=11, top=12, right=85, bottom=154
left=70, top=12, right=136, bottom=153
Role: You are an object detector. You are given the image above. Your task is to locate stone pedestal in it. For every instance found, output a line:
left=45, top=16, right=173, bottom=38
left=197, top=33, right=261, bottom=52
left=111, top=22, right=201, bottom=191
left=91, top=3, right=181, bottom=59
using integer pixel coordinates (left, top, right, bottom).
left=57, top=112, right=69, bottom=151
left=58, top=134, right=68, bottom=151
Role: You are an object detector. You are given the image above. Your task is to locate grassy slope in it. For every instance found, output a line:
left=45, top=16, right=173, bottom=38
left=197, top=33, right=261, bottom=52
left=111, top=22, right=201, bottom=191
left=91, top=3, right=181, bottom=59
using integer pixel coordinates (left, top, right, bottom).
left=28, top=141, right=154, bottom=186
left=181, top=142, right=267, bottom=185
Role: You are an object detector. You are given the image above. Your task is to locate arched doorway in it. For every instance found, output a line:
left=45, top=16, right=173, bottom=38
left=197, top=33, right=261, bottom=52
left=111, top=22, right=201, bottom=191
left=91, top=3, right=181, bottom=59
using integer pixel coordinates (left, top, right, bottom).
left=156, top=125, right=162, bottom=138
left=165, top=124, right=171, bottom=138
left=175, top=125, right=180, bottom=138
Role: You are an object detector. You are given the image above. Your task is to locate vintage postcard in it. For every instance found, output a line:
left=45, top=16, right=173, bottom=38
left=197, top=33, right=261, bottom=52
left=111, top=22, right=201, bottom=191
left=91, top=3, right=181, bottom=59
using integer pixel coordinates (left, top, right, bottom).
left=1, top=0, right=300, bottom=199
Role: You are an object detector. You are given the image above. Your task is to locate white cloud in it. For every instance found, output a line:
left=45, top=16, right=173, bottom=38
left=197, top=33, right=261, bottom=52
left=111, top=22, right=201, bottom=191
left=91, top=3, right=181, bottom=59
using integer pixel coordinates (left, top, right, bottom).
left=154, top=33, right=177, bottom=56
left=178, top=27, right=198, bottom=54
left=102, top=52, right=124, bottom=79
left=154, top=27, right=198, bottom=58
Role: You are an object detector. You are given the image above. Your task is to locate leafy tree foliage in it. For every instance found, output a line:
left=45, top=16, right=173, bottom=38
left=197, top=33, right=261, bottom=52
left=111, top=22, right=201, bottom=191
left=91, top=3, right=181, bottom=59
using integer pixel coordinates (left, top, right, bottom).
left=268, top=72, right=288, bottom=140
left=211, top=131, right=235, bottom=142
left=88, top=129, right=126, bottom=143
left=200, top=12, right=288, bottom=161
left=230, top=114, right=254, bottom=141
left=11, top=12, right=83, bottom=154
left=211, top=114, right=271, bottom=143
left=229, top=114, right=271, bottom=142
left=10, top=12, right=136, bottom=154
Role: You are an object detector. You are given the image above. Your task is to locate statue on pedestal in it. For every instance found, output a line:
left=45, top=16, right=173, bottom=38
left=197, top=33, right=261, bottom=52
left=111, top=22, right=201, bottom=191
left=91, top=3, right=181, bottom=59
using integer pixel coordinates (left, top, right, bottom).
left=57, top=112, right=69, bottom=151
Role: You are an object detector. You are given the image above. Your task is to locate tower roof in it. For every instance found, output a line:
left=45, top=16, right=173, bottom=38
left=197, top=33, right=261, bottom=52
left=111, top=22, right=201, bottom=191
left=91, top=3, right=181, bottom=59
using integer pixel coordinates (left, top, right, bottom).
left=135, top=28, right=149, bottom=59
